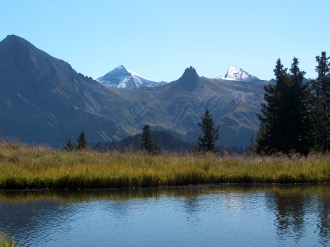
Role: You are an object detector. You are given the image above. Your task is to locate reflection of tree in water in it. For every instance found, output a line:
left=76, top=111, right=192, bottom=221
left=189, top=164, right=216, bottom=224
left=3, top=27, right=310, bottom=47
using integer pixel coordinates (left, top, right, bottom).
left=266, top=185, right=330, bottom=245
left=182, top=195, right=201, bottom=223
left=184, top=196, right=200, bottom=214
left=317, top=191, right=330, bottom=246
left=265, top=187, right=307, bottom=242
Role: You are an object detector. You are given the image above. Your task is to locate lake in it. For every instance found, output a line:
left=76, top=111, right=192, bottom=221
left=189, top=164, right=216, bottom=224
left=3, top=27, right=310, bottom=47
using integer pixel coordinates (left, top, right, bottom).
left=0, top=185, right=329, bottom=247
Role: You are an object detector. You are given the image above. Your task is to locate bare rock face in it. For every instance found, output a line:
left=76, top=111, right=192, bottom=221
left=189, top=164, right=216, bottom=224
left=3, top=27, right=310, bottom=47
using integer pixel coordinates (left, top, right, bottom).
left=177, top=66, right=199, bottom=91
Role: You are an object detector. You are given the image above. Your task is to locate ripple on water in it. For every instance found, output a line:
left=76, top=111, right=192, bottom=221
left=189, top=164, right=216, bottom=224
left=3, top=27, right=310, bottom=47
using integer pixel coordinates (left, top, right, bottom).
left=0, top=185, right=329, bottom=247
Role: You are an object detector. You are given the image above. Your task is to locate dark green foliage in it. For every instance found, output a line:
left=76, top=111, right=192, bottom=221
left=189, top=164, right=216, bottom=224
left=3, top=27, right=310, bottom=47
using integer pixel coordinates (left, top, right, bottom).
left=256, top=58, right=311, bottom=155
left=310, top=52, right=330, bottom=152
left=64, top=137, right=75, bottom=151
left=286, top=58, right=311, bottom=154
left=76, top=131, right=88, bottom=150
left=197, top=108, right=219, bottom=153
left=140, top=124, right=158, bottom=154
left=256, top=59, right=287, bottom=154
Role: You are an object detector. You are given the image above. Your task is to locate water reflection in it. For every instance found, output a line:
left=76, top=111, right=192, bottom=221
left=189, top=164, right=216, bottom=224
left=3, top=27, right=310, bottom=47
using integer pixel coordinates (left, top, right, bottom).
left=0, top=185, right=329, bottom=247
left=266, top=187, right=307, bottom=244
left=265, top=185, right=330, bottom=246
left=316, top=189, right=330, bottom=246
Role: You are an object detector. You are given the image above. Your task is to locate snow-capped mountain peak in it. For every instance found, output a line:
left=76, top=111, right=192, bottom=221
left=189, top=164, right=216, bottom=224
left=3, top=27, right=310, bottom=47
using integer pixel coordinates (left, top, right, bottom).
left=115, top=65, right=129, bottom=72
left=97, top=66, right=166, bottom=88
left=218, top=67, right=259, bottom=81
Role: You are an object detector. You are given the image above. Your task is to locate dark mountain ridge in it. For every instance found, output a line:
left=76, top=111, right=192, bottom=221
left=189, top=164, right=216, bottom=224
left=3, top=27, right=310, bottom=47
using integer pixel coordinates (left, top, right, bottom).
left=0, top=35, right=268, bottom=148
left=0, top=35, right=129, bottom=146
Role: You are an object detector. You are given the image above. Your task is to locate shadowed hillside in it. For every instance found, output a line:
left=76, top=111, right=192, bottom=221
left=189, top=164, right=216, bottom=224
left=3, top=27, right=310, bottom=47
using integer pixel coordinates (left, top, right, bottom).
left=0, top=35, right=268, bottom=147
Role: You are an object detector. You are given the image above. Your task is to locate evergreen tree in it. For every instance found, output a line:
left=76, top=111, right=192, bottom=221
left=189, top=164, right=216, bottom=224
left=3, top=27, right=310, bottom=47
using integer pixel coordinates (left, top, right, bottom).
left=256, top=59, right=289, bottom=154
left=197, top=108, right=219, bottom=153
left=310, top=51, right=330, bottom=152
left=286, top=58, right=311, bottom=154
left=76, top=131, right=88, bottom=150
left=64, top=137, right=75, bottom=151
left=256, top=58, right=311, bottom=155
left=140, top=124, right=155, bottom=154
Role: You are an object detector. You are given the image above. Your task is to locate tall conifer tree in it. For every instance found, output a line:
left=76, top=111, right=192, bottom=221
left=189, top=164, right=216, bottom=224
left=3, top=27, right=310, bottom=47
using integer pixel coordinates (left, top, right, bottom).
left=286, top=58, right=311, bottom=154
left=197, top=108, right=219, bottom=153
left=76, top=131, right=88, bottom=150
left=310, top=51, right=330, bottom=152
left=140, top=124, right=154, bottom=154
left=256, top=59, right=289, bottom=154
left=257, top=57, right=312, bottom=154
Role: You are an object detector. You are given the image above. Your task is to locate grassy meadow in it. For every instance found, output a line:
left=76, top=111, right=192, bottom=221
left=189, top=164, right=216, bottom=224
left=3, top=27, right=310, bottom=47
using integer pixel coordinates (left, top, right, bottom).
left=0, top=141, right=330, bottom=190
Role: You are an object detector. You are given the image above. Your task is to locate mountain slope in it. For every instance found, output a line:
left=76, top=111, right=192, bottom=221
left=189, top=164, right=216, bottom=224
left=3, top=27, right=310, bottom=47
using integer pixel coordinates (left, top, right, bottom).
left=114, top=66, right=268, bottom=147
left=0, top=35, right=267, bottom=148
left=0, top=35, right=132, bottom=146
left=98, top=65, right=166, bottom=88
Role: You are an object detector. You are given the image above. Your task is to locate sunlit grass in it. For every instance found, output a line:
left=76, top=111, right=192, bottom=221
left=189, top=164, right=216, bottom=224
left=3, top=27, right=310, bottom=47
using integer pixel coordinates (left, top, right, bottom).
left=0, top=141, right=329, bottom=189
left=0, top=232, right=16, bottom=247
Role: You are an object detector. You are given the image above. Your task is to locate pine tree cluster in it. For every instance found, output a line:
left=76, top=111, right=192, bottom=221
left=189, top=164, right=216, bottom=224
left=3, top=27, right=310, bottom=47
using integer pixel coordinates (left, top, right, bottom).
left=256, top=52, right=330, bottom=155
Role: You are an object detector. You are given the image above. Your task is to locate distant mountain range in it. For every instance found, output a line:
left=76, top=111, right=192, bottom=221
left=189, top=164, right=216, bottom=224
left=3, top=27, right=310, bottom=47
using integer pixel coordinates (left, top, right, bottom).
left=98, top=65, right=261, bottom=89
left=0, top=35, right=269, bottom=148
left=97, top=65, right=167, bottom=88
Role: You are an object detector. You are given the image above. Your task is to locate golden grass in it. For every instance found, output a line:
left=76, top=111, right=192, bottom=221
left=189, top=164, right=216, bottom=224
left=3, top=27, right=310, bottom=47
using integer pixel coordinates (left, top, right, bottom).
left=0, top=141, right=329, bottom=190
left=0, top=232, right=16, bottom=247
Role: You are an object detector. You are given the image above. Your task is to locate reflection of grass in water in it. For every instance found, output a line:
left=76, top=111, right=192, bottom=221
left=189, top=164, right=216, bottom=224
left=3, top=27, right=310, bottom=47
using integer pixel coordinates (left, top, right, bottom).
left=265, top=184, right=330, bottom=197
left=0, top=141, right=330, bottom=190
left=0, top=232, right=16, bottom=247
left=1, top=184, right=329, bottom=204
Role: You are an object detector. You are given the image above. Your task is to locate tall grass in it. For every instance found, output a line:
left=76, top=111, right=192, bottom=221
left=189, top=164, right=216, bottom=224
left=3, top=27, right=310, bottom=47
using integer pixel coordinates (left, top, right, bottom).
left=0, top=141, right=329, bottom=189
left=0, top=232, right=16, bottom=247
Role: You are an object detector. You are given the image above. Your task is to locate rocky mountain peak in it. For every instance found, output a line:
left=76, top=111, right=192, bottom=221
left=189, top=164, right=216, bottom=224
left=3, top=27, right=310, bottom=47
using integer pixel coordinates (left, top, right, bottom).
left=97, top=65, right=166, bottom=88
left=180, top=66, right=199, bottom=80
left=219, top=66, right=260, bottom=81
left=1, top=34, right=28, bottom=46
left=177, top=66, right=199, bottom=91
left=114, top=65, right=129, bottom=73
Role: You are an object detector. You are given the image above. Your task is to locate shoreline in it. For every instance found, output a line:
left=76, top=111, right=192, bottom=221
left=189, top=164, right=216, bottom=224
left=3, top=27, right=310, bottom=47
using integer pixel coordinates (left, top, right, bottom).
left=1, top=182, right=330, bottom=193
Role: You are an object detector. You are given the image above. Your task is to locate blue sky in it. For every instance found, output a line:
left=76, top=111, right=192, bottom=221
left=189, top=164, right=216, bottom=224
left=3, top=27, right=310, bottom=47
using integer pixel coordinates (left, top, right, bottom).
left=1, top=0, right=329, bottom=81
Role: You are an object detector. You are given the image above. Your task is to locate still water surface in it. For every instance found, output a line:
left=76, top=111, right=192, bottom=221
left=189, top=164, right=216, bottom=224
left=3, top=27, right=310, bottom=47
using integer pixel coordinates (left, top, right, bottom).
left=0, top=185, right=329, bottom=247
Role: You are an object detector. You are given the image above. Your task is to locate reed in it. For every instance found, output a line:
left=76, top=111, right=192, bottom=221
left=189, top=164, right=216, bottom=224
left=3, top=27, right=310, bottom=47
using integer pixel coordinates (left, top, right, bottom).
left=0, top=232, right=16, bottom=247
left=0, top=141, right=329, bottom=189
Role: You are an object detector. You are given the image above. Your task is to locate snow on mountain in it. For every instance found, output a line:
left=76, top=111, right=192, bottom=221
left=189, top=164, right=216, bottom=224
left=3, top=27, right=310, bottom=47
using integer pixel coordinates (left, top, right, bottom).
left=218, top=67, right=260, bottom=81
left=97, top=65, right=166, bottom=88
